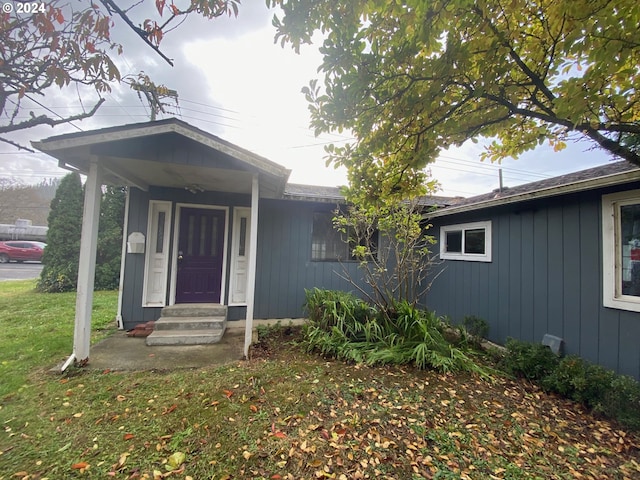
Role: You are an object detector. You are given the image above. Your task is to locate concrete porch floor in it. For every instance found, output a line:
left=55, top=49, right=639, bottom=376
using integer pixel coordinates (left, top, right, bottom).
left=82, top=319, right=306, bottom=371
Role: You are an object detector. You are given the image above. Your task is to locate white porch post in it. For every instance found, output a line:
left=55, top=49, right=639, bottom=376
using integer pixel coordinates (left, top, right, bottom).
left=115, top=187, right=130, bottom=330
left=244, top=174, right=259, bottom=357
left=73, top=157, right=103, bottom=363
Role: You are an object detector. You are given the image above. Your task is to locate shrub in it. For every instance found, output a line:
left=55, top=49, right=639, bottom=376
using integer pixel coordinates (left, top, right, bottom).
left=542, top=356, right=616, bottom=406
left=303, top=290, right=489, bottom=377
left=501, top=341, right=640, bottom=430
left=500, top=338, right=560, bottom=381
left=462, top=315, right=489, bottom=340
left=599, top=375, right=640, bottom=430
left=304, top=288, right=374, bottom=332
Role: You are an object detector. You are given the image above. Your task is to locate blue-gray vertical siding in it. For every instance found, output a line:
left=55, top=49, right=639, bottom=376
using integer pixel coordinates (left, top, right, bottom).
left=254, top=199, right=366, bottom=319
left=426, top=186, right=640, bottom=379
left=120, top=190, right=365, bottom=328
left=120, top=186, right=251, bottom=329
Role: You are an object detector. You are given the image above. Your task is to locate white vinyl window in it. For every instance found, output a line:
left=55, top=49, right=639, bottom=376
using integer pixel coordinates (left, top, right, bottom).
left=602, top=190, right=640, bottom=312
left=439, top=221, right=492, bottom=262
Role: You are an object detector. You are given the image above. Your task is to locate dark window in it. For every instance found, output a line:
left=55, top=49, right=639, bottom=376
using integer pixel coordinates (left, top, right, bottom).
left=238, top=217, right=247, bottom=257
left=464, top=228, right=485, bottom=254
left=311, top=212, right=348, bottom=261
left=155, top=211, right=165, bottom=253
left=445, top=230, right=462, bottom=253
left=311, top=212, right=378, bottom=261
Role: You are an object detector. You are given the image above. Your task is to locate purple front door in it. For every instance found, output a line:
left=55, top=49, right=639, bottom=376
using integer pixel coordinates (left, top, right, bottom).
left=175, top=207, right=226, bottom=303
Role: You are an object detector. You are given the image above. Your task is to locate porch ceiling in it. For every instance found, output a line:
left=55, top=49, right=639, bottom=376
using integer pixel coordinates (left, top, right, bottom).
left=32, top=118, right=291, bottom=198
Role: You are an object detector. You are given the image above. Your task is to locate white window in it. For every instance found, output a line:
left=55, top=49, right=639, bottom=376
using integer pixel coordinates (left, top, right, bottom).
left=602, top=190, right=640, bottom=312
left=439, top=221, right=492, bottom=262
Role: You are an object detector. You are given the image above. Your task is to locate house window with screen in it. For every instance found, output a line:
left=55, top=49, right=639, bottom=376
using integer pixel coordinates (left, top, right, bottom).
left=311, top=211, right=378, bottom=261
left=602, top=190, right=640, bottom=312
left=439, top=221, right=492, bottom=262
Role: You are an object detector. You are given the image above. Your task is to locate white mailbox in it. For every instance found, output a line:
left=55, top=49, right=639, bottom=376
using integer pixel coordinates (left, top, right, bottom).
left=127, top=232, right=145, bottom=254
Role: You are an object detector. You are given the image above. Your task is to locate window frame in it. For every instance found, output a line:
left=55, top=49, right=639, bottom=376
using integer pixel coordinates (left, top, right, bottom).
left=602, top=190, right=640, bottom=312
left=439, top=220, right=492, bottom=262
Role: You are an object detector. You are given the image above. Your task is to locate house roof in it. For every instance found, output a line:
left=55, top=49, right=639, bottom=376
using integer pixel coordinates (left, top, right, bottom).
left=32, top=118, right=292, bottom=198
left=429, top=160, right=640, bottom=218
left=283, top=183, right=456, bottom=206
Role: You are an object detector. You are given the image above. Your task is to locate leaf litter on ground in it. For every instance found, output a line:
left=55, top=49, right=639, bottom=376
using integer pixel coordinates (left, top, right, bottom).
left=0, top=327, right=638, bottom=479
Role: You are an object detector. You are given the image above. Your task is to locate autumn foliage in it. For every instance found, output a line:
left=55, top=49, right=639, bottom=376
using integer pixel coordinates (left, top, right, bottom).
left=0, top=0, right=240, bottom=150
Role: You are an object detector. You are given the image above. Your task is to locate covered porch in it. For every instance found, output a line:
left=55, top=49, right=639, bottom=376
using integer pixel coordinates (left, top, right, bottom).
left=32, top=118, right=291, bottom=368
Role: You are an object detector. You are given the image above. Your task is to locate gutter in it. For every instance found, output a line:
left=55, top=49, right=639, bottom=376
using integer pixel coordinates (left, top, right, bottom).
left=427, top=169, right=640, bottom=218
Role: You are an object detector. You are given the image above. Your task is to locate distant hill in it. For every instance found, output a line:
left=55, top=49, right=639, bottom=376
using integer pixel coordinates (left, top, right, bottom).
left=0, top=178, right=59, bottom=226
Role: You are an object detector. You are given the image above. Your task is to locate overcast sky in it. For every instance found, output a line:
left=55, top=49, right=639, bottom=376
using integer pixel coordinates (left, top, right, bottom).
left=1, top=2, right=619, bottom=197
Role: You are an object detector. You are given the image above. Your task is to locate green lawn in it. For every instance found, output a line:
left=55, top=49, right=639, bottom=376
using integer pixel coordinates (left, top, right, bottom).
left=0, top=281, right=638, bottom=479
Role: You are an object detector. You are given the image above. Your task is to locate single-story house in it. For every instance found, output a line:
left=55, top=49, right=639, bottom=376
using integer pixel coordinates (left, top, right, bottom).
left=425, top=160, right=640, bottom=380
left=32, top=118, right=449, bottom=365
left=33, top=118, right=640, bottom=380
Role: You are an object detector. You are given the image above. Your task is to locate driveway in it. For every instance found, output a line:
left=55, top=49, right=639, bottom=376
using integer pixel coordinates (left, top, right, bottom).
left=0, top=262, right=43, bottom=281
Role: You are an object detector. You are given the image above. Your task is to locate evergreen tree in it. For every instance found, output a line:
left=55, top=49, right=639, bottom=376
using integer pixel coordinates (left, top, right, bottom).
left=95, top=186, right=126, bottom=290
left=37, top=172, right=84, bottom=292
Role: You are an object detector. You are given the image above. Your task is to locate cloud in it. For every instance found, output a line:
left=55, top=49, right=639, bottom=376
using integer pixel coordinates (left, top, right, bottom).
left=0, top=1, right=617, bottom=197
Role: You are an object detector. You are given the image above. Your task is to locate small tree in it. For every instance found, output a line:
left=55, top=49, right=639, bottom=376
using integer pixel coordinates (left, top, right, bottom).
left=95, top=186, right=126, bottom=290
left=334, top=180, right=439, bottom=320
left=37, top=172, right=83, bottom=292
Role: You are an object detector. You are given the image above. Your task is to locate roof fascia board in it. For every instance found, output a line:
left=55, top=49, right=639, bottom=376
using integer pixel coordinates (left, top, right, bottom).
left=428, top=170, right=640, bottom=218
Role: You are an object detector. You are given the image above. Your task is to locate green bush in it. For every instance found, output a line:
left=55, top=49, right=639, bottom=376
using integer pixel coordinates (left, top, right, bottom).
left=302, top=290, right=489, bottom=377
left=304, top=288, right=374, bottom=331
left=542, top=356, right=616, bottom=406
left=500, top=340, right=640, bottom=430
left=599, top=375, right=640, bottom=430
left=500, top=338, right=560, bottom=381
left=462, top=315, right=489, bottom=340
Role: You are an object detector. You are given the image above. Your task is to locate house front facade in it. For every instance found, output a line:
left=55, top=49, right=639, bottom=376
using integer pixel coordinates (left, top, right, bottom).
left=33, top=119, right=374, bottom=361
left=34, top=118, right=639, bottom=379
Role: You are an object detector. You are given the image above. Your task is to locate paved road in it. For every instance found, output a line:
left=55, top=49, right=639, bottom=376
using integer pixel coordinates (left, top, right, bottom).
left=0, top=262, right=43, bottom=281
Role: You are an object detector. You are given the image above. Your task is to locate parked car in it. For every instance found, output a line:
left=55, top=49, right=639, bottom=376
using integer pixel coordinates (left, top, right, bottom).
left=0, top=241, right=46, bottom=263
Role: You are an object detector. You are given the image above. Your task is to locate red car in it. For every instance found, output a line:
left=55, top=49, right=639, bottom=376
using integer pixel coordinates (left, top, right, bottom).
left=0, top=241, right=46, bottom=263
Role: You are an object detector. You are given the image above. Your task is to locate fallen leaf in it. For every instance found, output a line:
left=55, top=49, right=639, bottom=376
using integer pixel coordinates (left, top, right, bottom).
left=166, top=451, right=185, bottom=471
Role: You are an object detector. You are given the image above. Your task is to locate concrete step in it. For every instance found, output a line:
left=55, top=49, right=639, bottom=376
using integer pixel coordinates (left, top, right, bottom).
left=161, top=303, right=227, bottom=318
left=154, top=316, right=226, bottom=331
left=145, top=329, right=225, bottom=346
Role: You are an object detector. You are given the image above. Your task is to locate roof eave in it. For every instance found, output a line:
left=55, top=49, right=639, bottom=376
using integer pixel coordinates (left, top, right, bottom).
left=31, top=119, right=290, bottom=181
left=428, top=169, right=640, bottom=218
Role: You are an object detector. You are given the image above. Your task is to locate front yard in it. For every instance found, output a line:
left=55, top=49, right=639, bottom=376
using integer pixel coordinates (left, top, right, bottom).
left=0, top=281, right=638, bottom=479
